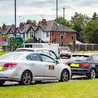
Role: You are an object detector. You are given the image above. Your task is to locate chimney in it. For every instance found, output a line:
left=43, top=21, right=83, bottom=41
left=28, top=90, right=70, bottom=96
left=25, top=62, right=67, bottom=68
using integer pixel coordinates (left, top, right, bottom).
left=19, top=22, right=24, bottom=28
left=41, top=19, right=47, bottom=25
left=2, top=24, right=6, bottom=30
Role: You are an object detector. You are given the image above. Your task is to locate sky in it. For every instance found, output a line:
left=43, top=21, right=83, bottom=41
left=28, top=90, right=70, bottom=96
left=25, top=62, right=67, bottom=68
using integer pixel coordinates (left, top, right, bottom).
left=0, top=0, right=98, bottom=26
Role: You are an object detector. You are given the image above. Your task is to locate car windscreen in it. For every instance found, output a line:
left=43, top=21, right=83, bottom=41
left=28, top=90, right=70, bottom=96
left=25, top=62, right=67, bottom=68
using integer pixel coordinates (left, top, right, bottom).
left=70, top=55, right=89, bottom=61
left=59, top=47, right=69, bottom=50
left=15, top=49, right=34, bottom=52
left=0, top=53, right=24, bottom=60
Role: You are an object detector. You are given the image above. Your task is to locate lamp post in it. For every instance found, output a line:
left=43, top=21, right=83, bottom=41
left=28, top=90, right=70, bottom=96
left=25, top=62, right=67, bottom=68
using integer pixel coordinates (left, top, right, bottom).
left=55, top=0, right=58, bottom=43
left=56, top=0, right=58, bottom=19
left=14, top=0, right=16, bottom=37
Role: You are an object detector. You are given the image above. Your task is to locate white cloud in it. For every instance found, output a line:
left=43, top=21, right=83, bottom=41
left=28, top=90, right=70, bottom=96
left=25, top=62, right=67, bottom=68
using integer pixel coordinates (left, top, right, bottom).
left=0, top=0, right=98, bottom=25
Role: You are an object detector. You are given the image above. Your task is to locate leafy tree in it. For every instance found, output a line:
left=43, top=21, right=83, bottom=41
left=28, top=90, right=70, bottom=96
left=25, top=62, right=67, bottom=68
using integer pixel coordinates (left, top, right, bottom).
left=91, top=12, right=98, bottom=21
left=70, top=12, right=90, bottom=41
left=2, top=35, right=8, bottom=41
left=56, top=17, right=71, bottom=27
left=26, top=19, right=36, bottom=25
left=83, top=20, right=98, bottom=43
left=24, top=38, right=33, bottom=43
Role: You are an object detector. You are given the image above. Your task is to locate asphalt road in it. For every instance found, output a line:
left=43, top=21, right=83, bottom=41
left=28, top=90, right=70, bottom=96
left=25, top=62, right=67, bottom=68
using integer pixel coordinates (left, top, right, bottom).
left=1, top=58, right=88, bottom=86
left=2, top=75, right=87, bottom=87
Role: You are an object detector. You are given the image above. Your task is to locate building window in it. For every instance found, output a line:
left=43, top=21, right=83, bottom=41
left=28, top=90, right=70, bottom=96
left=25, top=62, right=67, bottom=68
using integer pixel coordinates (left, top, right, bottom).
left=30, top=32, right=33, bottom=37
left=60, top=35, right=64, bottom=42
left=23, top=33, right=25, bottom=38
left=16, top=33, right=20, bottom=37
left=26, top=32, right=28, bottom=38
left=46, top=32, right=49, bottom=37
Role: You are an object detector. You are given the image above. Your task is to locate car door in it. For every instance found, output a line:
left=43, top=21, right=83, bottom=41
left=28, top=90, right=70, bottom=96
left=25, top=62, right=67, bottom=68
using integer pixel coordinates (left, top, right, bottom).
left=90, top=55, right=98, bottom=74
left=26, top=53, right=45, bottom=79
left=40, top=54, right=58, bottom=79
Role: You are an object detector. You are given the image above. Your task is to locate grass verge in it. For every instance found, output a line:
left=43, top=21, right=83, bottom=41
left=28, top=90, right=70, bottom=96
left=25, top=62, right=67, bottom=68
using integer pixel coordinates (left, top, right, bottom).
left=0, top=79, right=98, bottom=98
left=0, top=51, right=11, bottom=56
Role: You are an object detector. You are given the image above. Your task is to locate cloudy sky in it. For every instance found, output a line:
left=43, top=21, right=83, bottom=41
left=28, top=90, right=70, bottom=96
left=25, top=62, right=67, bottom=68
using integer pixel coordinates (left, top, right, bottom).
left=0, top=0, right=98, bottom=26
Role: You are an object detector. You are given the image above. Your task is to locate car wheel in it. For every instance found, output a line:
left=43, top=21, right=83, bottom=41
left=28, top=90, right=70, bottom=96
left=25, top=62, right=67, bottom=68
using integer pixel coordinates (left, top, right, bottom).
left=60, top=70, right=69, bottom=82
left=0, top=80, right=5, bottom=86
left=19, top=70, right=32, bottom=85
left=87, top=69, right=96, bottom=79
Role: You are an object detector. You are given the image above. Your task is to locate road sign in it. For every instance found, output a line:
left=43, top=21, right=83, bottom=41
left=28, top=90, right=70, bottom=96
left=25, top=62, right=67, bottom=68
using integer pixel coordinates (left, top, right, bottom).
left=9, top=37, right=23, bottom=47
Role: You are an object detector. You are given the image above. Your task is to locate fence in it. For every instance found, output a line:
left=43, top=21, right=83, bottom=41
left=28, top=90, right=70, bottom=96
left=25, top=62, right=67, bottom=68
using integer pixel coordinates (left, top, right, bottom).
left=68, top=44, right=98, bottom=51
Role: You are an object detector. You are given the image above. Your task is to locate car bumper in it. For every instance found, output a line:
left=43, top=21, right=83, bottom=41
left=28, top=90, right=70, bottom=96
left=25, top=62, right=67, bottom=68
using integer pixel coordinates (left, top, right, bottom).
left=0, top=69, right=21, bottom=81
left=71, top=68, right=89, bottom=75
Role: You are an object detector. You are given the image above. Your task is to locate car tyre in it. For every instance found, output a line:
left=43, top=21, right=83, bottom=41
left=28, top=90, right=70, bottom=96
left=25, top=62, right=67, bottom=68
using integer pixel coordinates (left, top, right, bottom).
left=87, top=69, right=96, bottom=79
left=60, top=70, right=69, bottom=82
left=0, top=80, right=5, bottom=86
left=19, top=70, right=32, bottom=85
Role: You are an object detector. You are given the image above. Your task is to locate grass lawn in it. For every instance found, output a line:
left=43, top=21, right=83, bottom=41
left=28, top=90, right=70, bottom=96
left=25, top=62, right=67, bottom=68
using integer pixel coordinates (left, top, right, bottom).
left=0, top=51, right=11, bottom=56
left=0, top=79, right=98, bottom=98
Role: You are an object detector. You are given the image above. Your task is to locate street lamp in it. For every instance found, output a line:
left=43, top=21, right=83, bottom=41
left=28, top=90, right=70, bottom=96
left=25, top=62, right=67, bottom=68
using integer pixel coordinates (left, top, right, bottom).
left=56, top=0, right=58, bottom=19
left=14, top=0, right=16, bottom=37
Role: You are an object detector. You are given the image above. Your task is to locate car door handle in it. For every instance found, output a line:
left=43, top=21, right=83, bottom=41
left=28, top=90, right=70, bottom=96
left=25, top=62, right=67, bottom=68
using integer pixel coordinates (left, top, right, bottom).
left=31, top=63, right=35, bottom=66
left=46, top=65, right=48, bottom=67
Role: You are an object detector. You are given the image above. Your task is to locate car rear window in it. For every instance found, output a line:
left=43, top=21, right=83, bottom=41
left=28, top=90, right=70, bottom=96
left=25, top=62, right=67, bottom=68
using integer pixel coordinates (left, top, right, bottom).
left=0, top=53, right=24, bottom=60
left=59, top=47, right=70, bottom=50
left=70, top=55, right=89, bottom=61
left=15, top=49, right=34, bottom=52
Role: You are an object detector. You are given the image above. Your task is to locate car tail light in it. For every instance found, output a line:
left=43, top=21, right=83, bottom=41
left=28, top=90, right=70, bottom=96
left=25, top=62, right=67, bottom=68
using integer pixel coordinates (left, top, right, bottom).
left=67, top=49, right=70, bottom=52
left=4, top=63, right=17, bottom=68
left=58, top=49, right=60, bottom=54
left=21, top=49, right=26, bottom=50
left=80, top=63, right=88, bottom=68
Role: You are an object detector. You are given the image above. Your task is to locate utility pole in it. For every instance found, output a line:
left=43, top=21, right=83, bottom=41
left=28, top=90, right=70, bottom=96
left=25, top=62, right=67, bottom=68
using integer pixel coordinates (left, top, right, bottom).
left=63, top=7, right=65, bottom=19
left=14, top=0, right=16, bottom=37
left=55, top=0, right=58, bottom=43
left=56, top=0, right=58, bottom=19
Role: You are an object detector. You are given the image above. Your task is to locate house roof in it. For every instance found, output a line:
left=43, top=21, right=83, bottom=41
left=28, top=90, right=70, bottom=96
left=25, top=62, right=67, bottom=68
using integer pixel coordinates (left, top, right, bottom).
left=17, top=24, right=37, bottom=33
left=1, top=24, right=15, bottom=34
left=39, top=20, right=76, bottom=32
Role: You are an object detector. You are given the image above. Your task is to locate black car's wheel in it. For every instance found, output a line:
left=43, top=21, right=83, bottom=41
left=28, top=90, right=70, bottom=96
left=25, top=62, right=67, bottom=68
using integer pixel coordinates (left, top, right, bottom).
left=0, top=80, right=5, bottom=86
left=87, top=69, right=96, bottom=79
left=19, top=70, right=32, bottom=85
left=60, top=70, right=69, bottom=82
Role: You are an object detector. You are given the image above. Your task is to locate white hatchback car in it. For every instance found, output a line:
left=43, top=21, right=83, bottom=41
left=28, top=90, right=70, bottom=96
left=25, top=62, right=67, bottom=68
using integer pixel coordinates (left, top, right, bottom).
left=59, top=46, right=71, bottom=58
left=0, top=52, right=71, bottom=85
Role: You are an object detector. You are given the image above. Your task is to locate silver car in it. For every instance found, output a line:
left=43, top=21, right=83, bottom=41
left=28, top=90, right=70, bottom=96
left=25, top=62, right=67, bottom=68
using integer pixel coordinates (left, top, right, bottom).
left=0, top=52, right=71, bottom=85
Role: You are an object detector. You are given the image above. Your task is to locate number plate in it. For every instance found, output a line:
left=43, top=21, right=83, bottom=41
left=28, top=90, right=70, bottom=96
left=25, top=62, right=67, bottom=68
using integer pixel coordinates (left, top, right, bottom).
left=0, top=66, right=3, bottom=70
left=70, top=63, right=79, bottom=67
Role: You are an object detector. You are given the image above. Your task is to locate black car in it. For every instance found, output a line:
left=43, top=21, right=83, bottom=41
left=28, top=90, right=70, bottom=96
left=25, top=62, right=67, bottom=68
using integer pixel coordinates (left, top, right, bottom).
left=66, top=53, right=98, bottom=79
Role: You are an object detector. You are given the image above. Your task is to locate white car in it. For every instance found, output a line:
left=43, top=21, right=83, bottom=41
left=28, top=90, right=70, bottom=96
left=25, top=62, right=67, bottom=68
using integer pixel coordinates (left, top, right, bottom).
left=15, top=48, right=60, bottom=60
left=59, top=46, right=71, bottom=58
left=0, top=52, right=71, bottom=85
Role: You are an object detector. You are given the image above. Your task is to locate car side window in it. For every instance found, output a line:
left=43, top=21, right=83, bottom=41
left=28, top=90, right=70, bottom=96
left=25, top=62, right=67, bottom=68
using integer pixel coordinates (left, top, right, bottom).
left=49, top=51, right=57, bottom=59
left=42, top=50, right=50, bottom=55
left=26, top=54, right=40, bottom=61
left=91, top=55, right=98, bottom=61
left=40, top=54, right=55, bottom=63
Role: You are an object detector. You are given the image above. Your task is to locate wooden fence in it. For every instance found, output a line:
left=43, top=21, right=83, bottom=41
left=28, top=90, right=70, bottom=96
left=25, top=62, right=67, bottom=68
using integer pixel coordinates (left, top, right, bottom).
left=68, top=44, right=98, bottom=51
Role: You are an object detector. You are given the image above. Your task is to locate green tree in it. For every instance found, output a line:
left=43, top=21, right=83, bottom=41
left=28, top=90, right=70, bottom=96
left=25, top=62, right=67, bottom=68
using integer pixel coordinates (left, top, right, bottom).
left=91, top=12, right=98, bottom=21
left=2, top=35, right=8, bottom=41
left=83, top=20, right=98, bottom=43
left=24, top=38, right=33, bottom=43
left=56, top=17, right=71, bottom=27
left=71, top=12, right=90, bottom=41
left=26, top=19, right=36, bottom=25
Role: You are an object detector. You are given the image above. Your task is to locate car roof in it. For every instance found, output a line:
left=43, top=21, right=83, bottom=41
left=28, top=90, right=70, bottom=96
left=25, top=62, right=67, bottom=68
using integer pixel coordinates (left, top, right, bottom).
left=72, top=53, right=98, bottom=57
left=16, top=48, right=51, bottom=51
